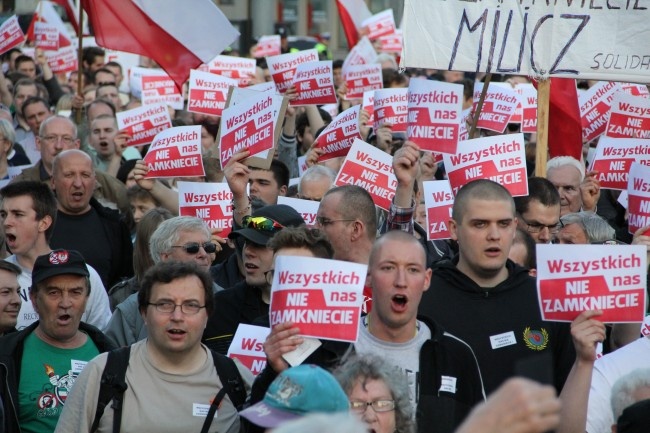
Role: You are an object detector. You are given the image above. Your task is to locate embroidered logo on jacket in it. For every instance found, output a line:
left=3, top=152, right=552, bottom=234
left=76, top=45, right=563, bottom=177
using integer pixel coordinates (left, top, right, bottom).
left=523, top=327, right=549, bottom=351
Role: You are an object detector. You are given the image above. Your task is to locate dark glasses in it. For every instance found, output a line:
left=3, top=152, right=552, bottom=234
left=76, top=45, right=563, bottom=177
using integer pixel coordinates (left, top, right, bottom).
left=242, top=216, right=284, bottom=233
left=171, top=242, right=217, bottom=254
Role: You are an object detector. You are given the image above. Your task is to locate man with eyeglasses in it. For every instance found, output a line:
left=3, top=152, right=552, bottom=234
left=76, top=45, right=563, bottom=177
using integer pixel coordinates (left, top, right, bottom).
left=56, top=261, right=253, bottom=433
left=297, top=165, right=336, bottom=201
left=514, top=177, right=562, bottom=244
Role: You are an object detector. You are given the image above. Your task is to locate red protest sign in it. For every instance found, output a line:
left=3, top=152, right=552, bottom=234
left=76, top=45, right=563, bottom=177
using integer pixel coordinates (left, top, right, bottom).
left=342, top=37, right=377, bottom=75
left=253, top=35, right=281, bottom=58
left=226, top=324, right=269, bottom=375
left=361, top=9, right=396, bottom=40
left=407, top=79, right=463, bottom=155
left=143, top=125, right=204, bottom=178
left=472, top=82, right=519, bottom=133
left=0, top=16, right=25, bottom=55
left=605, top=92, right=650, bottom=139
left=589, top=137, right=650, bottom=190
left=374, top=88, right=408, bottom=132
left=269, top=256, right=367, bottom=342
left=517, top=83, right=538, bottom=133
left=423, top=180, right=454, bottom=240
left=579, top=81, right=621, bottom=142
left=627, top=162, right=650, bottom=234
left=141, top=73, right=183, bottom=109
left=178, top=181, right=234, bottom=236
left=117, top=104, right=172, bottom=147
left=377, top=30, right=402, bottom=54
left=34, top=22, right=58, bottom=51
left=345, top=64, right=383, bottom=100
left=266, top=49, right=319, bottom=94
left=207, top=55, right=257, bottom=87
left=187, top=69, right=237, bottom=117
left=314, top=105, right=362, bottom=161
left=443, top=134, right=528, bottom=196
left=291, top=61, right=337, bottom=106
left=537, top=245, right=647, bottom=322
left=44, top=46, right=77, bottom=73
left=335, top=139, right=396, bottom=211
left=362, top=91, right=375, bottom=124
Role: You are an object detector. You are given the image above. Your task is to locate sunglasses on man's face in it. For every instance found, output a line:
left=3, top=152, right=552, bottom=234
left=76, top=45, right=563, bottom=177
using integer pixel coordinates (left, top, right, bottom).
left=171, top=242, right=217, bottom=254
left=242, top=215, right=284, bottom=233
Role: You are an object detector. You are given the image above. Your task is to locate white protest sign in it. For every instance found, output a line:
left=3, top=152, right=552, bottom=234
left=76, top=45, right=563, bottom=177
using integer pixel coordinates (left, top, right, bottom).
left=361, top=9, right=396, bottom=40
left=345, top=64, right=383, bottom=100
left=518, top=83, right=538, bottom=133
left=44, top=46, right=77, bottom=73
left=443, top=133, right=528, bottom=196
left=270, top=256, right=367, bottom=342
left=207, top=55, right=257, bottom=87
left=0, top=16, right=25, bottom=55
left=291, top=61, right=337, bottom=106
left=621, top=82, right=650, bottom=97
left=537, top=244, right=647, bottom=322
left=401, top=1, right=650, bottom=83
left=605, top=92, right=650, bottom=139
left=335, top=139, right=396, bottom=211
left=116, top=104, right=172, bottom=147
left=589, top=137, right=650, bottom=190
left=141, top=70, right=184, bottom=109
left=266, top=49, right=319, bottom=94
left=177, top=181, right=234, bottom=236
left=277, top=196, right=319, bottom=227
left=407, top=79, right=463, bottom=155
left=458, top=108, right=471, bottom=141
left=253, top=35, right=281, bottom=58
left=129, top=66, right=150, bottom=100
left=143, top=126, right=204, bottom=179
left=627, top=162, right=650, bottom=234
left=297, top=155, right=308, bottom=177
left=423, top=180, right=454, bottom=241
left=472, top=82, right=519, bottom=133
left=579, top=81, right=621, bottom=142
left=314, top=105, right=361, bottom=161
left=362, top=90, right=375, bottom=124
left=34, top=22, right=58, bottom=51
left=227, top=324, right=269, bottom=375
left=374, top=88, right=408, bottom=132
left=342, top=36, right=377, bottom=75
left=187, top=69, right=237, bottom=117
left=377, top=30, right=402, bottom=54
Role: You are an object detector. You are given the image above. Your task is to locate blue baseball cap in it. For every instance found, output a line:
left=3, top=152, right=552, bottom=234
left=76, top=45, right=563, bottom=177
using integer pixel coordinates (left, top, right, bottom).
left=240, top=364, right=349, bottom=428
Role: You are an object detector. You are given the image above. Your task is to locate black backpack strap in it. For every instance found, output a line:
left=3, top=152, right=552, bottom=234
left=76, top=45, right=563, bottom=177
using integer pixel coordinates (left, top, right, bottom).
left=91, top=346, right=131, bottom=433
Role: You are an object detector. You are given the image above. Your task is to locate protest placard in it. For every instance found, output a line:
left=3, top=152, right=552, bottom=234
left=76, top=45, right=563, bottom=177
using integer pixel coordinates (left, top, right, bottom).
left=277, top=196, right=319, bottom=227
left=291, top=60, right=337, bottom=106
left=407, top=79, right=463, bottom=154
left=270, top=255, right=367, bottom=342
left=117, top=104, right=172, bottom=147
left=579, top=81, right=621, bottom=142
left=0, top=16, right=24, bottom=55
left=44, top=46, right=77, bottom=73
left=605, top=92, right=650, bottom=139
left=187, top=69, right=237, bottom=117
left=627, top=162, right=650, bottom=234
left=207, top=55, right=257, bottom=86
left=458, top=108, right=471, bottom=141
left=621, top=82, right=650, bottom=97
left=443, top=133, right=528, bottom=196
left=141, top=70, right=184, bottom=109
left=423, top=180, right=454, bottom=240
left=335, top=139, right=397, bottom=211
left=374, top=88, right=408, bottom=132
left=226, top=324, right=269, bottom=375
left=362, top=90, right=375, bottom=124
left=297, top=155, right=308, bottom=177
left=34, top=22, right=58, bottom=51
left=361, top=9, right=396, bottom=40
left=342, top=36, right=377, bottom=75
left=252, top=35, right=281, bottom=58
left=177, top=181, right=234, bottom=236
left=321, top=103, right=339, bottom=118
left=377, top=30, right=402, bottom=54
left=537, top=244, right=647, bottom=322
left=314, top=105, right=362, bottom=161
left=472, top=82, right=519, bottom=133
left=589, top=137, right=650, bottom=190
left=266, top=49, right=319, bottom=94
left=143, top=125, right=204, bottom=178
left=518, top=83, right=538, bottom=133
left=401, top=1, right=650, bottom=83
left=345, top=64, right=383, bottom=100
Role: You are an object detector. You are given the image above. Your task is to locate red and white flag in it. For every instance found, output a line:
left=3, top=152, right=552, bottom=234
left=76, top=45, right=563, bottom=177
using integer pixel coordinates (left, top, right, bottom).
left=81, top=0, right=239, bottom=90
left=27, top=1, right=73, bottom=48
left=51, top=0, right=80, bottom=34
left=336, top=0, right=371, bottom=49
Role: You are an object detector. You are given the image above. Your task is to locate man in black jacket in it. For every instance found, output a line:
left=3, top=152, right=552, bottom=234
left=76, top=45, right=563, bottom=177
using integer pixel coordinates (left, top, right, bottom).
left=0, top=249, right=115, bottom=433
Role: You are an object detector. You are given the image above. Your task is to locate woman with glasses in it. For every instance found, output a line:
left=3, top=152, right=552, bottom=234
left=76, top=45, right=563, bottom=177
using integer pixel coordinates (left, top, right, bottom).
left=336, top=354, right=414, bottom=433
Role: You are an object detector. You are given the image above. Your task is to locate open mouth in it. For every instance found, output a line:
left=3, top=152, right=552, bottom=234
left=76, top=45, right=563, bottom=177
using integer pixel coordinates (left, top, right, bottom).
left=5, top=233, right=16, bottom=244
left=391, top=294, right=408, bottom=312
left=485, top=247, right=501, bottom=256
left=58, top=314, right=71, bottom=324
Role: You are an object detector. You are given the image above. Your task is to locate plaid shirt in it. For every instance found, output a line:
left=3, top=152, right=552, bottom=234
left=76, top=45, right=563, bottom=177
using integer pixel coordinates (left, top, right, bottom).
left=385, top=199, right=415, bottom=234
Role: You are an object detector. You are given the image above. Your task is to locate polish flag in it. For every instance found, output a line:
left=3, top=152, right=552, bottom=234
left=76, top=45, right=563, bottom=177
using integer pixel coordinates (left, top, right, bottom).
left=26, top=1, right=73, bottom=48
left=51, top=0, right=79, bottom=34
left=336, top=0, right=371, bottom=49
left=81, top=0, right=239, bottom=91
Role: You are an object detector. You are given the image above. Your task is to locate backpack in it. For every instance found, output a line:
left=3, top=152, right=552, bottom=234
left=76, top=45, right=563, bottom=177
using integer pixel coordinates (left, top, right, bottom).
left=90, top=346, right=247, bottom=433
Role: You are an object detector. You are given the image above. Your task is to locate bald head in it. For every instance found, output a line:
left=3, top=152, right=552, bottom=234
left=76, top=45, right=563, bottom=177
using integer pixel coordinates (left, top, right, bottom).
left=452, top=179, right=515, bottom=224
left=369, top=230, right=426, bottom=269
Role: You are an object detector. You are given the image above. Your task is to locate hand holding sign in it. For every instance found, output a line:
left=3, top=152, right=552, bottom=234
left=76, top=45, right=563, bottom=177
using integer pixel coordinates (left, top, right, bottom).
left=263, top=321, right=303, bottom=373
left=570, top=310, right=606, bottom=364
left=580, top=170, right=601, bottom=212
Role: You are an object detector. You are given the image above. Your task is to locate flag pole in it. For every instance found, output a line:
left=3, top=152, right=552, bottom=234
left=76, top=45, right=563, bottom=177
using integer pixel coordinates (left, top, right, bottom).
left=469, top=73, right=492, bottom=139
left=75, top=3, right=84, bottom=125
left=534, top=79, right=550, bottom=177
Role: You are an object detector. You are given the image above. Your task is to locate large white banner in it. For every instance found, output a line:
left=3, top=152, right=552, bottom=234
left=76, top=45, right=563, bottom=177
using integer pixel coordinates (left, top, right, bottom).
left=401, top=1, right=650, bottom=83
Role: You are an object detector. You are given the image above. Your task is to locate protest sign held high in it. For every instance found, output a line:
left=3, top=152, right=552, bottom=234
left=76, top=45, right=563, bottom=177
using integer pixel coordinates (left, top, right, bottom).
left=423, top=180, right=454, bottom=241
left=187, top=69, right=237, bottom=117
left=178, top=181, right=234, bottom=236
left=627, top=162, right=650, bottom=234
left=314, top=104, right=362, bottom=161
left=589, top=137, right=650, bottom=190
left=143, top=125, right=205, bottom=178
left=117, top=103, right=173, bottom=147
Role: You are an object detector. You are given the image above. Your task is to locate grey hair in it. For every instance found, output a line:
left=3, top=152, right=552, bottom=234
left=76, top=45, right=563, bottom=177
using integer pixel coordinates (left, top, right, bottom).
left=610, top=368, right=650, bottom=421
left=39, top=114, right=78, bottom=139
left=546, top=156, right=585, bottom=181
left=375, top=53, right=398, bottom=70
left=298, top=165, right=336, bottom=194
left=148, top=216, right=210, bottom=263
left=0, top=118, right=16, bottom=144
left=335, top=354, right=414, bottom=433
left=271, top=413, right=367, bottom=433
left=560, top=212, right=615, bottom=243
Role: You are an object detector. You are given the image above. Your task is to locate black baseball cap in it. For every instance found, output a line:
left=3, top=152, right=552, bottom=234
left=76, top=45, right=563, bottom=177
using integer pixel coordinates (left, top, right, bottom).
left=32, top=249, right=89, bottom=287
left=617, top=399, right=650, bottom=433
left=229, top=204, right=304, bottom=246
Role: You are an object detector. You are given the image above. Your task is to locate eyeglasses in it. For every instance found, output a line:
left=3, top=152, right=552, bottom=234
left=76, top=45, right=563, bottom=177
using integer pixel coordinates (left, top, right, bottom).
left=518, top=214, right=563, bottom=235
left=40, top=135, right=75, bottom=145
left=171, top=242, right=217, bottom=254
left=591, top=240, right=622, bottom=245
left=147, top=301, right=206, bottom=315
left=315, top=217, right=355, bottom=226
left=265, top=269, right=275, bottom=285
left=349, top=400, right=395, bottom=413
left=242, top=215, right=284, bottom=233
